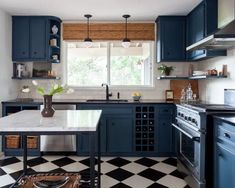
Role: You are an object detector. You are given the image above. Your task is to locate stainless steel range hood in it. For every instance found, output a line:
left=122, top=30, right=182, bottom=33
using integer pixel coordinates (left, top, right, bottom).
left=187, top=0, right=235, bottom=51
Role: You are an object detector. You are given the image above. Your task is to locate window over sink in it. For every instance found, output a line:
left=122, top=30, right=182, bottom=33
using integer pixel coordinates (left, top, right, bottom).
left=65, top=41, right=154, bottom=87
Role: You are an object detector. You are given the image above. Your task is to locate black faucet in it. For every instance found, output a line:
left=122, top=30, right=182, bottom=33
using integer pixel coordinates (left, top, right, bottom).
left=102, top=83, right=112, bottom=100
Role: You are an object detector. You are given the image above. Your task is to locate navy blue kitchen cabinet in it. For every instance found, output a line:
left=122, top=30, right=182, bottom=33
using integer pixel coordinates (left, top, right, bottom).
left=156, top=105, right=175, bottom=156
left=30, top=17, right=47, bottom=59
left=107, top=117, right=133, bottom=153
left=12, top=16, right=61, bottom=62
left=1, top=103, right=41, bottom=156
left=156, top=16, right=186, bottom=62
left=214, top=119, right=235, bottom=188
left=186, top=0, right=226, bottom=60
left=76, top=104, right=134, bottom=155
left=12, top=17, right=30, bottom=60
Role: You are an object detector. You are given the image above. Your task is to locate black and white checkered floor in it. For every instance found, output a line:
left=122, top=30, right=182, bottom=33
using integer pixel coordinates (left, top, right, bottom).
left=0, top=155, right=190, bottom=188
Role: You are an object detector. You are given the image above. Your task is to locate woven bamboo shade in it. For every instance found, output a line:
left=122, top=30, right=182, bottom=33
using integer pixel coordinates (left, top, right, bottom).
left=63, top=23, right=155, bottom=41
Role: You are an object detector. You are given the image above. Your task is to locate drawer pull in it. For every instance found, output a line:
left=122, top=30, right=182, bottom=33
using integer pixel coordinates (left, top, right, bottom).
left=224, top=132, right=231, bottom=139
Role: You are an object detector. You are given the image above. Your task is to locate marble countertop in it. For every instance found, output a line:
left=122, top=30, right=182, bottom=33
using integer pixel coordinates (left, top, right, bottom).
left=0, top=110, right=102, bottom=133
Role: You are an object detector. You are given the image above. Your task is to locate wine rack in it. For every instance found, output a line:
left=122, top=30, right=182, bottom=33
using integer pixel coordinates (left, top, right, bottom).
left=135, top=106, right=155, bottom=152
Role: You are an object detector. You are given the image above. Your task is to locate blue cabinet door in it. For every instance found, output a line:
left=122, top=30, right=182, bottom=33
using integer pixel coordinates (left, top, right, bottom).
left=215, top=143, right=235, bottom=188
left=157, top=16, right=186, bottom=62
left=107, top=117, right=133, bottom=153
left=157, top=116, right=174, bottom=154
left=12, top=17, right=30, bottom=60
left=187, top=2, right=205, bottom=60
left=77, top=117, right=106, bottom=154
left=30, top=17, right=47, bottom=59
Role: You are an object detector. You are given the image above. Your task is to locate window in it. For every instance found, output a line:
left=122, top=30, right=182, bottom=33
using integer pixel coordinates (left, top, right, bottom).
left=66, top=41, right=153, bottom=87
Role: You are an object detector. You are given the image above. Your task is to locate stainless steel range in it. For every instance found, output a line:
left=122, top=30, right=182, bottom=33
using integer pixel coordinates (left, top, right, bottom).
left=173, top=89, right=235, bottom=188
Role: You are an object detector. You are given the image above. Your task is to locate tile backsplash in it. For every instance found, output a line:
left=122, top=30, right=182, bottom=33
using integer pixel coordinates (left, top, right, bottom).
left=19, top=62, right=193, bottom=100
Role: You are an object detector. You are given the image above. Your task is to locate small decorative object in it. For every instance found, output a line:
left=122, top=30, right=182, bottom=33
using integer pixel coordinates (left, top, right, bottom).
left=207, top=69, right=218, bottom=76
left=50, top=39, right=57, bottom=46
left=158, top=64, right=174, bottom=76
left=132, top=92, right=141, bottom=101
left=222, top=64, right=227, bottom=76
left=32, top=80, right=74, bottom=117
left=165, top=90, right=174, bottom=101
left=51, top=25, right=58, bottom=35
left=52, top=54, right=58, bottom=60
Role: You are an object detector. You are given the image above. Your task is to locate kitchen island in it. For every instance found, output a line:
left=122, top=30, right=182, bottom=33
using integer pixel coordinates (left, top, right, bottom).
left=0, top=110, right=102, bottom=188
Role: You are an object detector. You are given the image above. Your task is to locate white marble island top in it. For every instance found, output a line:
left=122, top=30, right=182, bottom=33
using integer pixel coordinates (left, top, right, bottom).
left=0, top=110, right=102, bottom=133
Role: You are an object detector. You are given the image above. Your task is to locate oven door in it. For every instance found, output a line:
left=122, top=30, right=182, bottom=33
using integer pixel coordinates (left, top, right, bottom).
left=172, top=120, right=205, bottom=181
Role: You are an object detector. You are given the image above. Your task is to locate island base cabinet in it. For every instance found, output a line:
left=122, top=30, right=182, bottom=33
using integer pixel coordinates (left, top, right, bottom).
left=107, top=117, right=133, bottom=153
left=215, top=143, right=235, bottom=188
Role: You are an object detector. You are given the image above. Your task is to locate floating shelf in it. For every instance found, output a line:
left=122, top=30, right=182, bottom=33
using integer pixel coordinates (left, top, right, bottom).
left=12, top=76, right=60, bottom=80
left=157, top=75, right=227, bottom=80
left=50, top=45, right=60, bottom=49
left=50, top=33, right=60, bottom=38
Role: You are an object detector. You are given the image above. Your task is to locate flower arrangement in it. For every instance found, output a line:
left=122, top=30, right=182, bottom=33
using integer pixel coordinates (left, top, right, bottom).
left=32, top=80, right=74, bottom=96
left=32, top=80, right=74, bottom=117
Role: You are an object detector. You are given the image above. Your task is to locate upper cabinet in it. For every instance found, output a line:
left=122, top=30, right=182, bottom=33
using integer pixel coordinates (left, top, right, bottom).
left=156, top=0, right=227, bottom=62
left=12, top=16, right=61, bottom=63
left=156, top=16, right=186, bottom=63
left=186, top=0, right=227, bottom=60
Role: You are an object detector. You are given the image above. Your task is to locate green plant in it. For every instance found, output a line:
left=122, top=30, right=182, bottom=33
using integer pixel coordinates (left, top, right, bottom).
left=157, top=64, right=174, bottom=76
left=32, top=80, right=74, bottom=96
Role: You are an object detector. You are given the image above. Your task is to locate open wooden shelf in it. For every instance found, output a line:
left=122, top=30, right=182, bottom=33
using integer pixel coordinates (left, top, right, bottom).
left=12, top=76, right=60, bottom=80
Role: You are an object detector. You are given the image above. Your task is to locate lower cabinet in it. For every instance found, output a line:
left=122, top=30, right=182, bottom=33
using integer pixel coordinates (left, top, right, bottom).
left=107, top=117, right=133, bottom=153
left=214, top=143, right=235, bottom=188
left=214, top=119, right=235, bottom=188
left=157, top=116, right=174, bottom=154
left=2, top=103, right=41, bottom=156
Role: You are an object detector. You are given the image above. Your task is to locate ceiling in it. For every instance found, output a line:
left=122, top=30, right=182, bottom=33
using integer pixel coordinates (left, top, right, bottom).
left=0, top=0, right=202, bottom=21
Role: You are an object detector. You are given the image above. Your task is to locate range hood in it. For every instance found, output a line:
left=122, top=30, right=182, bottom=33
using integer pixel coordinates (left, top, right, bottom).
left=187, top=0, right=235, bottom=51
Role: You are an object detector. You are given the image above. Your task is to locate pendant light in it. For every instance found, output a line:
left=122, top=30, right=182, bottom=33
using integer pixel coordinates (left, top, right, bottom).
left=122, top=14, right=131, bottom=48
left=84, top=14, right=92, bottom=48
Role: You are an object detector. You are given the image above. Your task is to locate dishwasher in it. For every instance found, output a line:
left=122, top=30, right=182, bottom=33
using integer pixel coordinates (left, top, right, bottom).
left=40, top=104, right=77, bottom=152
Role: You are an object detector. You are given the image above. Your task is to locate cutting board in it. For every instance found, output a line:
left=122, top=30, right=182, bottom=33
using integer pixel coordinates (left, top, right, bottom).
left=170, top=80, right=199, bottom=100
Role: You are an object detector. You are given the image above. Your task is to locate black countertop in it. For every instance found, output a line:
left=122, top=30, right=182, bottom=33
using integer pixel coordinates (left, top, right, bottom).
left=2, top=99, right=178, bottom=105
left=214, top=114, right=235, bottom=125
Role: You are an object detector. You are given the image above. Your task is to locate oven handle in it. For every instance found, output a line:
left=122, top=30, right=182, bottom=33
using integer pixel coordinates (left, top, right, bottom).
left=172, top=123, right=200, bottom=142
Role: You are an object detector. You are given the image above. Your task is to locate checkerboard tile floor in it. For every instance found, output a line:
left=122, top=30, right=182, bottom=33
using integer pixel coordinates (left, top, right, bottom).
left=0, top=156, right=190, bottom=188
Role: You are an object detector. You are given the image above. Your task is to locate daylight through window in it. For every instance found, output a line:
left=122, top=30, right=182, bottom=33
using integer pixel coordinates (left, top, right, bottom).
left=66, top=42, right=153, bottom=87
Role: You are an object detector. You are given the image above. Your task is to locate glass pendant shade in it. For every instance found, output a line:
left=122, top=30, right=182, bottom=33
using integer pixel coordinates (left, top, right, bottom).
left=122, top=14, right=131, bottom=48
left=84, top=37, right=93, bottom=48
left=122, top=38, right=131, bottom=48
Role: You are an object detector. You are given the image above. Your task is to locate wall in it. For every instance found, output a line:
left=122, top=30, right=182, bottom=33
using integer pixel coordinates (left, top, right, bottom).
left=0, top=9, right=18, bottom=153
left=20, top=60, right=192, bottom=100
left=0, top=8, right=18, bottom=116
left=198, top=48, right=235, bottom=103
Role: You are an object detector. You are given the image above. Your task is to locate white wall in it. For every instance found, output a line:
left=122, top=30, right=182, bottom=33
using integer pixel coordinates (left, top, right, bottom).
left=0, top=8, right=18, bottom=116
left=0, top=9, right=18, bottom=153
left=198, top=48, right=235, bottom=103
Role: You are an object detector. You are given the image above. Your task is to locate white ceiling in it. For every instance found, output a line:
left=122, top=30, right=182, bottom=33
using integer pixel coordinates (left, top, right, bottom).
left=0, top=0, right=202, bottom=21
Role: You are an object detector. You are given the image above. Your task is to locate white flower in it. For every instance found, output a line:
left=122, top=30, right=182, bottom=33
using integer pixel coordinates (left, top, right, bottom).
left=66, top=88, right=74, bottom=94
left=54, top=84, right=59, bottom=90
left=32, top=80, right=38, bottom=86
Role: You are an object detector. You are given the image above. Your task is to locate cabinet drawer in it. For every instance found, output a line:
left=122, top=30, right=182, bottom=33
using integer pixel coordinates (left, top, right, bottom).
left=218, top=122, right=235, bottom=144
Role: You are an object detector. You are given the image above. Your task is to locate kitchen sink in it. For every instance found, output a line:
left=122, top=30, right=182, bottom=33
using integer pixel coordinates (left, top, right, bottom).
left=86, top=99, right=128, bottom=103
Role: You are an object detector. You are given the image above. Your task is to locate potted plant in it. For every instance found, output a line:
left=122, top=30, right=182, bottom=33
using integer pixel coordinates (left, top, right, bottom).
left=32, top=80, right=74, bottom=117
left=158, top=64, right=174, bottom=76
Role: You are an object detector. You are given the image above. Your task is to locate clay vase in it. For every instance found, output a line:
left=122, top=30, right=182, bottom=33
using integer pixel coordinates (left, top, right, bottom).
left=41, top=95, right=55, bottom=117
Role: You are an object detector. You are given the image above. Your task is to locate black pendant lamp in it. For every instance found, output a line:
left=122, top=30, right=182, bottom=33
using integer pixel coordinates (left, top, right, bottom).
left=122, top=14, right=131, bottom=48
left=84, top=14, right=92, bottom=48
